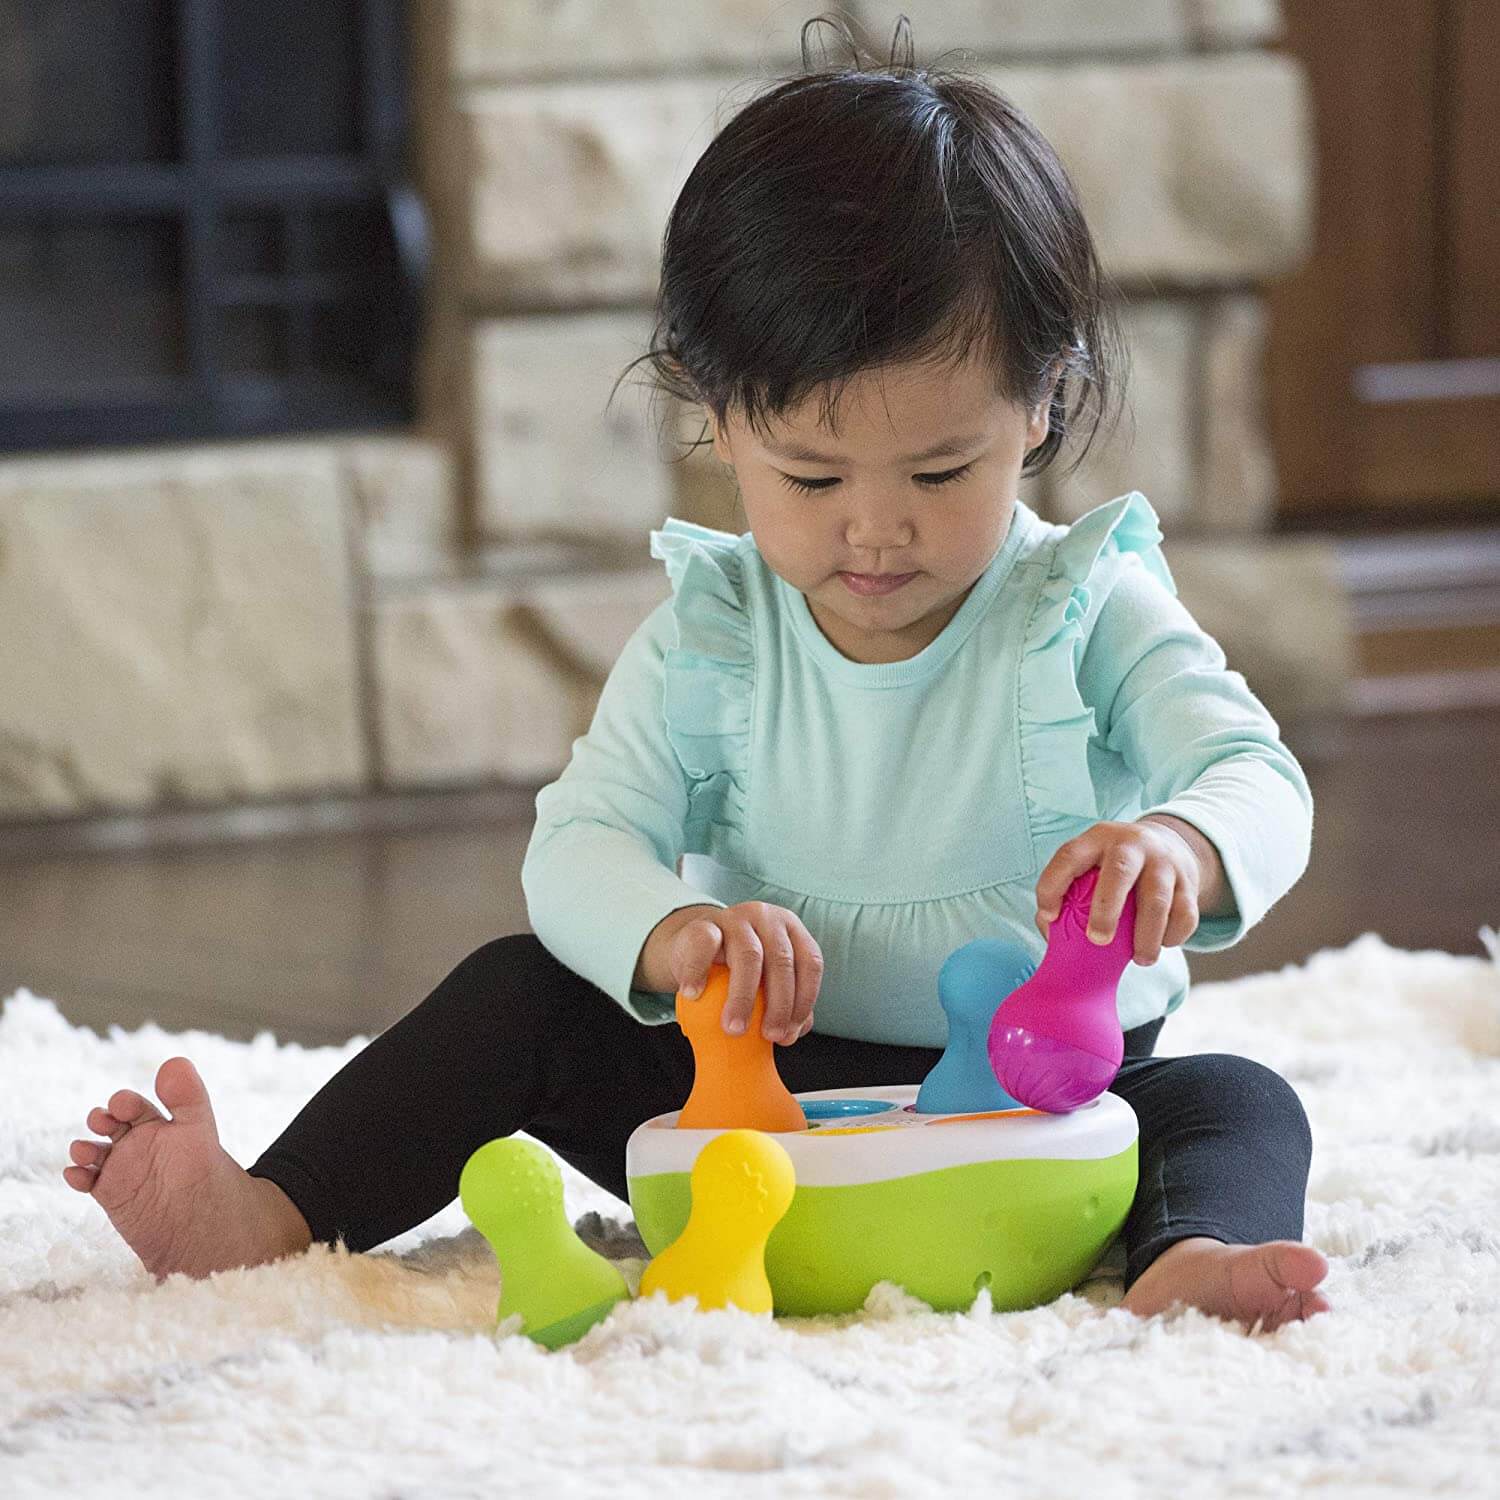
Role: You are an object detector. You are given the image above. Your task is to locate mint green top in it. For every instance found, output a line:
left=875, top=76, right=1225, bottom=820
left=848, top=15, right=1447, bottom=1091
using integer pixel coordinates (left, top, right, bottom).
left=521, top=493, right=1313, bottom=1045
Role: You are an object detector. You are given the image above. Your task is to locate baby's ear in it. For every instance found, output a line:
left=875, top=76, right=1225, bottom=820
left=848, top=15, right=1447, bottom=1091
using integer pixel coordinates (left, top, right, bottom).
left=1026, top=399, right=1051, bottom=452
left=708, top=410, right=734, bottom=466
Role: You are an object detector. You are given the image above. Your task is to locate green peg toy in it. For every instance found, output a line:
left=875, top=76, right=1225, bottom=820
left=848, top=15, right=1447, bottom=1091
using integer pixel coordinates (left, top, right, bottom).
left=459, top=1136, right=631, bottom=1350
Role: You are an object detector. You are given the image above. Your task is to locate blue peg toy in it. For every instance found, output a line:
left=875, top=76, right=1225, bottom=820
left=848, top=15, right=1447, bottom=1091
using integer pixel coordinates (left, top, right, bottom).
left=915, top=938, right=1036, bottom=1114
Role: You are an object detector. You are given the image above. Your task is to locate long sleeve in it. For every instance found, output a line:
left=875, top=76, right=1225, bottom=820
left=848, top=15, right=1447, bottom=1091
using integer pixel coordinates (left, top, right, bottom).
left=520, top=597, right=727, bottom=1022
left=1077, top=556, right=1314, bottom=951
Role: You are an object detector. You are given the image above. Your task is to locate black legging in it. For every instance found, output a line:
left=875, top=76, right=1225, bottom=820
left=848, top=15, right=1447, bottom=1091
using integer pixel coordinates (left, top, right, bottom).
left=248, top=933, right=1314, bottom=1291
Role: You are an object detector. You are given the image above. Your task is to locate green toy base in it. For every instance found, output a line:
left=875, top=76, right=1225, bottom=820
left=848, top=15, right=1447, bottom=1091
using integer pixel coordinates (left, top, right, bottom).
left=527, top=1293, right=629, bottom=1350
left=629, top=1144, right=1137, bottom=1316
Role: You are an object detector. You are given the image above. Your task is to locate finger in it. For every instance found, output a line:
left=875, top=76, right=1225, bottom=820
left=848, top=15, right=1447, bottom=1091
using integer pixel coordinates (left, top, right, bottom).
left=1131, top=867, right=1175, bottom=965
left=720, top=923, right=764, bottom=1035
left=785, top=926, right=824, bottom=1034
left=675, top=919, right=723, bottom=998
left=1035, top=831, right=1104, bottom=931
left=784, top=1012, right=816, bottom=1046
left=69, top=1138, right=109, bottom=1168
left=1162, top=886, right=1201, bottom=948
left=1088, top=845, right=1144, bottom=944
left=1034, top=839, right=1086, bottom=921
left=757, top=923, right=798, bottom=1042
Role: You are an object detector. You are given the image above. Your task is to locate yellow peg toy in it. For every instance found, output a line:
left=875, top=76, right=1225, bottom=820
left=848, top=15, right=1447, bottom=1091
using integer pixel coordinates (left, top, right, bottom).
left=639, top=1128, right=795, bottom=1314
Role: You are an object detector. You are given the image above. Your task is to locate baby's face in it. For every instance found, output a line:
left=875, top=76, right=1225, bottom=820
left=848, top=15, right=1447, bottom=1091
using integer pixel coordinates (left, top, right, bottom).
left=711, top=349, right=1049, bottom=665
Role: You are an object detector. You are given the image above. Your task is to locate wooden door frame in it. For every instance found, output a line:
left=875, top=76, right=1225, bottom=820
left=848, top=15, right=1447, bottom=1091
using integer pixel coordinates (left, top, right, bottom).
left=1267, top=0, right=1500, bottom=521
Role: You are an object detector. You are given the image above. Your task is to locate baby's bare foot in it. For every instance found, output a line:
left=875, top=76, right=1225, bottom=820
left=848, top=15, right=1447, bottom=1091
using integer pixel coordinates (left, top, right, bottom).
left=1120, top=1235, right=1331, bottom=1333
left=64, top=1056, right=313, bottom=1280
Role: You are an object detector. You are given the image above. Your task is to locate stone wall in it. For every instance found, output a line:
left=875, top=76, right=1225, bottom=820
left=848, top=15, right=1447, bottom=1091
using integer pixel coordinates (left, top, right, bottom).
left=0, top=0, right=1349, bottom=822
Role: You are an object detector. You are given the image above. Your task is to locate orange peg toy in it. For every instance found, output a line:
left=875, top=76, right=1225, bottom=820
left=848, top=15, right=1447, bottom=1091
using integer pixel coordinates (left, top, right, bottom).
left=674, top=965, right=808, bottom=1133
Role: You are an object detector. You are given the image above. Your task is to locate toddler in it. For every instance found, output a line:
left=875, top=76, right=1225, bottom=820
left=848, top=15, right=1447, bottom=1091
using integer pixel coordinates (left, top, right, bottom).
left=65, top=16, right=1329, bottom=1331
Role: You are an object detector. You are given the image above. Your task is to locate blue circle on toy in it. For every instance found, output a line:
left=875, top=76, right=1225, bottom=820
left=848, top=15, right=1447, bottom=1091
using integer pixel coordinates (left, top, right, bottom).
left=801, top=1098, right=894, bottom=1120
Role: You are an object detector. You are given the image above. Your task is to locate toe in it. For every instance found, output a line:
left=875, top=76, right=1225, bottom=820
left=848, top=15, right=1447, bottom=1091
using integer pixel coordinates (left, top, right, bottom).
left=62, top=1164, right=98, bottom=1192
left=70, top=1139, right=108, bottom=1168
left=105, top=1090, right=162, bottom=1128
left=87, top=1108, right=123, bottom=1137
left=1269, top=1241, right=1328, bottom=1294
left=1264, top=1286, right=1332, bottom=1332
left=154, top=1057, right=218, bottom=1133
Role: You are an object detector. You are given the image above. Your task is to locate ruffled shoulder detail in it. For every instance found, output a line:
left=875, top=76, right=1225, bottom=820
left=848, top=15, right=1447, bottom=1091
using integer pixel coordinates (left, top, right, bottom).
left=1018, top=492, right=1176, bottom=826
left=647, top=518, right=754, bottom=854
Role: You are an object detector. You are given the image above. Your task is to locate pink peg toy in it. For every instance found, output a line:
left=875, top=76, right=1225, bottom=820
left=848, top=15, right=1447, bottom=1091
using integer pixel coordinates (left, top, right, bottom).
left=987, top=869, right=1137, bottom=1113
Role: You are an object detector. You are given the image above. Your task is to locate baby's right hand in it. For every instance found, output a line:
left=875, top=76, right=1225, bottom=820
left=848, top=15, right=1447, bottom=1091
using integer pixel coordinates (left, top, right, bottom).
left=670, top=901, right=823, bottom=1046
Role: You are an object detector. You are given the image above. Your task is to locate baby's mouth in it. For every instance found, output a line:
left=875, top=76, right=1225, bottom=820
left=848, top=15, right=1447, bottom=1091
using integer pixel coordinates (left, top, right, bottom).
left=839, top=571, right=918, bottom=597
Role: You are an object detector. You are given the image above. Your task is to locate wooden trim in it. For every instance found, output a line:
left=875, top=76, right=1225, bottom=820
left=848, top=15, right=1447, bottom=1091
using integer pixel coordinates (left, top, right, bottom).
left=1268, top=0, right=1499, bottom=517
left=0, top=783, right=540, bottom=860
left=1351, top=667, right=1500, bottom=714
left=1339, top=524, right=1500, bottom=709
left=1358, top=396, right=1500, bottom=504
left=1356, top=621, right=1500, bottom=676
left=1449, top=1, right=1500, bottom=357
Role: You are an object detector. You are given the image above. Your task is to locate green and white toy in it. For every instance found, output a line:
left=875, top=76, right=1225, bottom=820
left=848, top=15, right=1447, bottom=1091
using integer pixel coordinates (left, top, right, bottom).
left=626, top=1083, right=1138, bottom=1316
left=470, top=898, right=1144, bottom=1330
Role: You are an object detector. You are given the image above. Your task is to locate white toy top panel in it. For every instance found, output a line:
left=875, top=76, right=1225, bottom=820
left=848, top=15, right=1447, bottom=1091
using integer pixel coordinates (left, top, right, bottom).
left=626, top=1085, right=1138, bottom=1188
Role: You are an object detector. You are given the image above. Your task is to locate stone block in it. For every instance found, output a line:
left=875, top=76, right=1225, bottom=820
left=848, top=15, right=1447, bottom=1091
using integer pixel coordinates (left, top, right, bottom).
left=448, top=0, right=1192, bottom=81
left=1045, top=299, right=1197, bottom=528
left=1168, top=537, right=1355, bottom=726
left=458, top=54, right=1310, bottom=308
left=1197, top=294, right=1277, bottom=533
left=460, top=77, right=725, bottom=307
left=993, top=53, right=1311, bottom=286
left=0, top=443, right=366, bottom=817
left=471, top=311, right=675, bottom=544
left=337, top=434, right=460, bottom=578
left=372, top=561, right=671, bottom=786
left=448, top=0, right=808, bottom=80
left=857, top=0, right=1185, bottom=55
left=1185, top=0, right=1283, bottom=46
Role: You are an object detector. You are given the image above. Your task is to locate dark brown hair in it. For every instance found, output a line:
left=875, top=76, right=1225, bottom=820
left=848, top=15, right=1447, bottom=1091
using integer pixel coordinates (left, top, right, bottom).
left=615, top=11, right=1125, bottom=476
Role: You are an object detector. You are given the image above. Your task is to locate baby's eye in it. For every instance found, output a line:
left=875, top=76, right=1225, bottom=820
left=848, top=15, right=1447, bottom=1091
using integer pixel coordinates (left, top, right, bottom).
left=775, top=463, right=972, bottom=494
left=916, top=463, right=973, bottom=487
left=777, top=472, right=838, bottom=493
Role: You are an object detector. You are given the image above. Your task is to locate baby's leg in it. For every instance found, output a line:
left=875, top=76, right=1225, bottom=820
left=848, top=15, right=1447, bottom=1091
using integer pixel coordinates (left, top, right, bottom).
left=247, top=934, right=693, bottom=1248
left=66, top=934, right=691, bottom=1277
left=1108, top=1050, right=1330, bottom=1332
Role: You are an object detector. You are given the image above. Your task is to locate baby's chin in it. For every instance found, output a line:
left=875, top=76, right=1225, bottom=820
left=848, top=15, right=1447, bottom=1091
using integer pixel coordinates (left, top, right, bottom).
left=816, top=583, right=980, bottom=659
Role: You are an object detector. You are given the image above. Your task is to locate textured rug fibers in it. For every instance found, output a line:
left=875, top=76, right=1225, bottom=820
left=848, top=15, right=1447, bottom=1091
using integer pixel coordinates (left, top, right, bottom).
left=2, top=930, right=1499, bottom=1498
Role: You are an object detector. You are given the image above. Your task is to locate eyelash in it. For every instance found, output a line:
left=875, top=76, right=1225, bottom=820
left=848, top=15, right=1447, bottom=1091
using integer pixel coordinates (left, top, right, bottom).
left=776, top=463, right=974, bottom=494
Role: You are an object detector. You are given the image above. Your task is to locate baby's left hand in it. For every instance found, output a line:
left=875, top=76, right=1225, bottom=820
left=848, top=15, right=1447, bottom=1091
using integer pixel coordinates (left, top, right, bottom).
left=1035, top=818, right=1207, bottom=965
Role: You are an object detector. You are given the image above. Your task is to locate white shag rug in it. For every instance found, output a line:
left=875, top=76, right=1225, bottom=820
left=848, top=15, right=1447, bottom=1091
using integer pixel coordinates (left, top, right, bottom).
left=3, top=931, right=1500, bottom=1499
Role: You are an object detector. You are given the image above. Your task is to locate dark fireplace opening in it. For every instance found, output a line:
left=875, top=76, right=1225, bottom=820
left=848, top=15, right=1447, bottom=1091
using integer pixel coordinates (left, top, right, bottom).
left=0, top=0, right=427, bottom=455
